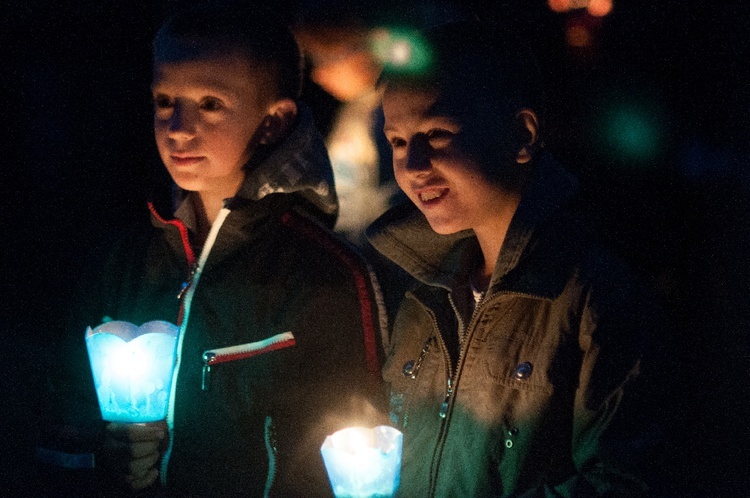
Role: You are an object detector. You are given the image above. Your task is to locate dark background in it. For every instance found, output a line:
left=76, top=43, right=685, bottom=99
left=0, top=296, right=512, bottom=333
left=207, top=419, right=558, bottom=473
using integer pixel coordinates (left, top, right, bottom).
left=2, top=0, right=749, bottom=495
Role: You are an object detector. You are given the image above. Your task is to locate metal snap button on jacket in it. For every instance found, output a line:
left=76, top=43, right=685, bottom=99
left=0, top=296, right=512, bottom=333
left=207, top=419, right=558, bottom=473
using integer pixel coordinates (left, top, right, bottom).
left=514, top=362, right=533, bottom=380
left=403, top=360, right=416, bottom=378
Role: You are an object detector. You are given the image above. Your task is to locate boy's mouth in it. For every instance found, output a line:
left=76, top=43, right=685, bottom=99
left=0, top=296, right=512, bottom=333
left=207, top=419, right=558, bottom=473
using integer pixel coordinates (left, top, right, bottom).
left=170, top=155, right=204, bottom=167
left=418, top=188, right=448, bottom=203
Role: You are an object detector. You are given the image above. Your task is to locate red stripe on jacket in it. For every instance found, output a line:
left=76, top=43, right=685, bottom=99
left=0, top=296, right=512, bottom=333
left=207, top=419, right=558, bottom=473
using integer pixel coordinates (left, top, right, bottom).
left=148, top=202, right=196, bottom=326
left=280, top=211, right=381, bottom=381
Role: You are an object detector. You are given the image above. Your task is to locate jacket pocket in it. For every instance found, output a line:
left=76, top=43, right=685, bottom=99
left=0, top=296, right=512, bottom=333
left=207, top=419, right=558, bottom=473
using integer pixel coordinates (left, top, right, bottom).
left=473, top=333, right=559, bottom=395
left=202, top=332, right=296, bottom=391
left=383, top=335, right=438, bottom=429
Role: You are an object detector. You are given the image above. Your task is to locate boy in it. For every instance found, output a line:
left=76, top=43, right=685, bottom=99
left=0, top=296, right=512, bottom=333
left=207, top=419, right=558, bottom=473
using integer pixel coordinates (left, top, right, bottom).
left=42, top=2, right=387, bottom=496
left=367, top=21, right=665, bottom=497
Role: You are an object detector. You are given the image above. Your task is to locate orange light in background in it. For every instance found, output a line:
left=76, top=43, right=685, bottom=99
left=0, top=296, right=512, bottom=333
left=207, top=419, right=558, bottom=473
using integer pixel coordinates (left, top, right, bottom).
left=549, top=0, right=613, bottom=16
left=566, top=24, right=592, bottom=47
left=587, top=0, right=613, bottom=17
left=548, top=0, right=571, bottom=13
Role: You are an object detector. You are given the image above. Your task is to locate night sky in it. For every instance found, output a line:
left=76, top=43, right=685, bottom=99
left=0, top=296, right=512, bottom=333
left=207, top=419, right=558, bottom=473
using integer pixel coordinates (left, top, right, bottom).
left=3, top=0, right=749, bottom=495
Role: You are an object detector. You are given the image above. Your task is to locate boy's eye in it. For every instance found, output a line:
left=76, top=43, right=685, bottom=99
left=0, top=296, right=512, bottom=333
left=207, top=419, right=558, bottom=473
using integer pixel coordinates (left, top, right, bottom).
left=427, top=128, right=454, bottom=144
left=153, top=95, right=173, bottom=109
left=388, top=137, right=407, bottom=149
left=200, top=98, right=224, bottom=112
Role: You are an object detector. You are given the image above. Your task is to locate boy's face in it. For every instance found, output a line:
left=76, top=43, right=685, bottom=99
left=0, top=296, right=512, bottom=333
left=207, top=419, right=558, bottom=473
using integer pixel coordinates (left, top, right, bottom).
left=382, top=81, right=521, bottom=236
left=152, top=53, right=271, bottom=201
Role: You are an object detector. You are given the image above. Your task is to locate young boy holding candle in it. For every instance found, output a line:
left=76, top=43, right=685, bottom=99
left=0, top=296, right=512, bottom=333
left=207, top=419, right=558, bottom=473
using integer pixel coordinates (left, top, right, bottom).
left=367, top=21, right=666, bottom=497
left=42, top=2, right=387, bottom=496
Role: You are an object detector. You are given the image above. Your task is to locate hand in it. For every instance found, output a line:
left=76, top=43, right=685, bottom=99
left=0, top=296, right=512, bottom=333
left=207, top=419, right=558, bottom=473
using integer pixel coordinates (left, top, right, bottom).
left=99, top=421, right=167, bottom=491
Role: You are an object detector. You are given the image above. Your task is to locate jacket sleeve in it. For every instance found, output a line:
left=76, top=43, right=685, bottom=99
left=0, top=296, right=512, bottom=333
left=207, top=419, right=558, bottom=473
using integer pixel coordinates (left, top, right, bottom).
left=267, top=219, right=391, bottom=496
left=518, top=257, right=669, bottom=498
left=33, top=237, right=120, bottom=493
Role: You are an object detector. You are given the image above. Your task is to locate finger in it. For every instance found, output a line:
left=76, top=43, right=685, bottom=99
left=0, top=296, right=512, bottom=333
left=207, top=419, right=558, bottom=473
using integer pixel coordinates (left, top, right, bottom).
left=105, top=423, right=130, bottom=441
left=102, top=431, right=127, bottom=452
left=129, top=450, right=160, bottom=478
left=100, top=434, right=131, bottom=472
left=125, top=467, right=160, bottom=491
left=126, top=423, right=167, bottom=442
left=130, top=439, right=161, bottom=459
left=107, top=422, right=166, bottom=443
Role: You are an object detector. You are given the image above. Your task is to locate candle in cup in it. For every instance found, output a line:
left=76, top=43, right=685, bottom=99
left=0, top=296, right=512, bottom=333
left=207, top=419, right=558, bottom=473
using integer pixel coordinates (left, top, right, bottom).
left=321, top=425, right=403, bottom=498
left=85, top=320, right=179, bottom=423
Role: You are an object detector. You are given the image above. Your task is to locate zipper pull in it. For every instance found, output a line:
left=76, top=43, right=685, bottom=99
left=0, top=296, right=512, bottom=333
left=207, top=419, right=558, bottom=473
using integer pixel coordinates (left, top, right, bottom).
left=439, top=378, right=453, bottom=419
left=202, top=351, right=216, bottom=391
left=406, top=337, right=433, bottom=380
left=177, top=264, right=198, bottom=300
left=177, top=281, right=189, bottom=300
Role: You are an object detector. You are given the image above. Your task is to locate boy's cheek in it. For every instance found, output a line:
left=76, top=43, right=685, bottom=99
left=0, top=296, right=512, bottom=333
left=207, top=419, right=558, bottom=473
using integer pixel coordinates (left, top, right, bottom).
left=393, top=166, right=411, bottom=191
left=153, top=128, right=168, bottom=149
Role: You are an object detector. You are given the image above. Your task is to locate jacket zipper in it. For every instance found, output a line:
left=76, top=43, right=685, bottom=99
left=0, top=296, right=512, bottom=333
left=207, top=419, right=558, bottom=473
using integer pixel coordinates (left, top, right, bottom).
left=263, top=416, right=277, bottom=497
left=176, top=264, right=197, bottom=301
left=438, top=290, right=480, bottom=420
left=160, top=206, right=232, bottom=486
left=415, top=305, right=453, bottom=496
left=427, top=291, right=491, bottom=496
left=201, top=332, right=296, bottom=391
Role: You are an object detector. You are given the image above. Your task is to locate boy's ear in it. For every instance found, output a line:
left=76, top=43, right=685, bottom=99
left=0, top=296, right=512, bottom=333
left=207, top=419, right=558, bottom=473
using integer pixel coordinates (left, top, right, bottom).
left=514, top=109, right=539, bottom=164
left=259, top=99, right=298, bottom=145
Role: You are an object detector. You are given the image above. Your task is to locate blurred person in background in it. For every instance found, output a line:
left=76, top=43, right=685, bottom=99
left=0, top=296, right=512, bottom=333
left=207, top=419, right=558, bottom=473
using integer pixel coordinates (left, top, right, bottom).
left=293, top=0, right=469, bottom=246
left=294, top=1, right=399, bottom=246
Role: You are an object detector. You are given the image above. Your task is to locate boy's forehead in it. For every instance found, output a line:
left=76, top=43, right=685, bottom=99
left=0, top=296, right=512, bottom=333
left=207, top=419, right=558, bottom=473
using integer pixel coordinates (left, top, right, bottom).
left=153, top=35, right=265, bottom=72
left=384, top=83, right=435, bottom=110
left=152, top=54, right=258, bottom=94
left=156, top=34, right=239, bottom=62
left=383, top=80, right=471, bottom=120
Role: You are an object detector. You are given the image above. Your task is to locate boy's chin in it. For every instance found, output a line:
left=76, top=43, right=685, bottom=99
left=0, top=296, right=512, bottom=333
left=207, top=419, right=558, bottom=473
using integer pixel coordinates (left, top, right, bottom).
left=170, top=177, right=201, bottom=193
left=425, top=220, right=465, bottom=236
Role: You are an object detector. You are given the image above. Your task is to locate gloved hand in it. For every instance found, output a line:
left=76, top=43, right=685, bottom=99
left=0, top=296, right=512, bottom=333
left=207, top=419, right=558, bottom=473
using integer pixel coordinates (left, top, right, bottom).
left=98, top=421, right=167, bottom=491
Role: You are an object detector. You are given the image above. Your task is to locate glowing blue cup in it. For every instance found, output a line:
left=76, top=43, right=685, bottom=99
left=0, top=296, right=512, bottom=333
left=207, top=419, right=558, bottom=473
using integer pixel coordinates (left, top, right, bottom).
left=321, top=425, right=403, bottom=498
left=85, top=320, right=179, bottom=423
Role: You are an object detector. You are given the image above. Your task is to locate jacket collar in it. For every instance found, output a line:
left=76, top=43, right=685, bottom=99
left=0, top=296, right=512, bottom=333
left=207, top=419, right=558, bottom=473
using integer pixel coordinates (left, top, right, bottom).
left=367, top=152, right=579, bottom=293
left=234, top=102, right=338, bottom=226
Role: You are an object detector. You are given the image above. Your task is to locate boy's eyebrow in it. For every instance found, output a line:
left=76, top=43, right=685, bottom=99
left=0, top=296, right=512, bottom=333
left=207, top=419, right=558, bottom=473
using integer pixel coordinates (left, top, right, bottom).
left=383, top=115, right=460, bottom=134
left=150, top=82, right=242, bottom=102
left=150, top=73, right=243, bottom=99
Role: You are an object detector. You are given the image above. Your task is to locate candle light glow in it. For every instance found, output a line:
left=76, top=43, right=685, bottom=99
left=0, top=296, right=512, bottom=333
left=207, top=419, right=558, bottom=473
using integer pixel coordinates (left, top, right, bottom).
left=85, top=320, right=179, bottom=423
left=321, top=425, right=403, bottom=498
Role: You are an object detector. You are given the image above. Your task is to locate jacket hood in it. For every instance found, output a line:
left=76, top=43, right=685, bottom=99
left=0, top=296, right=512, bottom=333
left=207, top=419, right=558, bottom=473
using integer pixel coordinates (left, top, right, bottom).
left=366, top=152, right=579, bottom=290
left=235, top=103, right=338, bottom=225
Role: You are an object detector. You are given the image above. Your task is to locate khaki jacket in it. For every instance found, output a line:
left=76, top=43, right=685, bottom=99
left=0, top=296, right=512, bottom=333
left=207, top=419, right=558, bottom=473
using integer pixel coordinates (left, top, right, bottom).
left=367, top=154, right=663, bottom=497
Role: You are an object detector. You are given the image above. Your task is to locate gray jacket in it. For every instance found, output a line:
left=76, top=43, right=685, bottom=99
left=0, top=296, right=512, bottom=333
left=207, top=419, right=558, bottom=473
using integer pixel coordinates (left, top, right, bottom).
left=45, top=104, right=388, bottom=497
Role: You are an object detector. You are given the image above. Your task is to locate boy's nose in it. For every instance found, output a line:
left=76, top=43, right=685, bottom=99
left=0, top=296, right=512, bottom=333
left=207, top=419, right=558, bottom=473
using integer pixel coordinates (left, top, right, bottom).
left=405, top=135, right=432, bottom=173
left=168, top=103, right=197, bottom=139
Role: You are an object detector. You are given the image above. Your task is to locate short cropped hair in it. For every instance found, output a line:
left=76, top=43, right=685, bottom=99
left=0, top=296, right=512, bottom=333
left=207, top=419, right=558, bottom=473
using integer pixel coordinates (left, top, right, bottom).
left=153, top=1, right=303, bottom=100
left=379, top=20, right=545, bottom=122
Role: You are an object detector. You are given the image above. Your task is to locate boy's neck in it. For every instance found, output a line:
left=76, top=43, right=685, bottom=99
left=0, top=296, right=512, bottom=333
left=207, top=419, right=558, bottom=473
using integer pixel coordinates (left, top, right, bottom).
left=195, top=173, right=245, bottom=229
left=474, top=229, right=504, bottom=290
left=473, top=194, right=522, bottom=290
left=194, top=193, right=225, bottom=242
